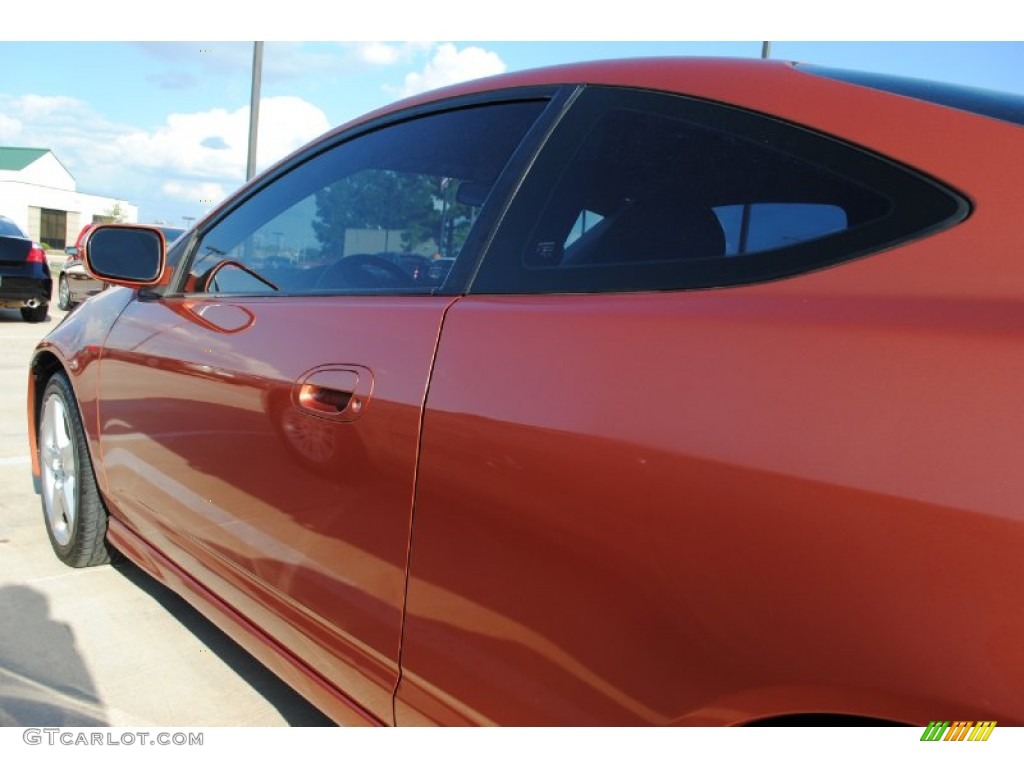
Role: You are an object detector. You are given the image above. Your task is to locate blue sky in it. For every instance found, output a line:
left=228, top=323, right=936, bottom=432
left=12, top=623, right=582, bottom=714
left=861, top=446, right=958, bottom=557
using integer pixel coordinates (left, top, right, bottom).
left=1, top=31, right=1020, bottom=226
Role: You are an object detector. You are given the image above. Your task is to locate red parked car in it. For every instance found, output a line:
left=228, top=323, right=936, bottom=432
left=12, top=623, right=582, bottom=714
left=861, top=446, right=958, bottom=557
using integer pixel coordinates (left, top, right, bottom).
left=27, top=58, right=1024, bottom=726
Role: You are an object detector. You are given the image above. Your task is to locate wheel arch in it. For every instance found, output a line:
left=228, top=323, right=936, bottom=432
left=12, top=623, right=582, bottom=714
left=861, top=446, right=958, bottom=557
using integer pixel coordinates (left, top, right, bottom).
left=29, top=349, right=106, bottom=499
left=666, top=681, right=971, bottom=727
left=35, top=366, right=115, bottom=567
left=27, top=285, right=137, bottom=496
left=28, top=350, right=67, bottom=494
left=743, top=713, right=907, bottom=727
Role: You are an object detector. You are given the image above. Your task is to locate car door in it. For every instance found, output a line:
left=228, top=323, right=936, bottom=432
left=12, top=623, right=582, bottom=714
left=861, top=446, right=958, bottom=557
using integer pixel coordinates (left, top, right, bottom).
left=396, top=86, right=974, bottom=724
left=95, top=97, right=549, bottom=723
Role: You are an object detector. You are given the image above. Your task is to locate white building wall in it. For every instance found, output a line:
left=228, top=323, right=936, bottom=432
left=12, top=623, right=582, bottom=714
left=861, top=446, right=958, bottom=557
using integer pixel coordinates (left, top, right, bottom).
left=19, top=153, right=76, bottom=190
left=0, top=183, right=31, bottom=231
left=0, top=179, right=138, bottom=247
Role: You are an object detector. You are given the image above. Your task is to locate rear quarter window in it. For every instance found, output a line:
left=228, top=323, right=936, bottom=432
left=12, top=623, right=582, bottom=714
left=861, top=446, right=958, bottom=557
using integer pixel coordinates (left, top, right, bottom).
left=471, top=86, right=967, bottom=294
left=0, top=217, right=26, bottom=238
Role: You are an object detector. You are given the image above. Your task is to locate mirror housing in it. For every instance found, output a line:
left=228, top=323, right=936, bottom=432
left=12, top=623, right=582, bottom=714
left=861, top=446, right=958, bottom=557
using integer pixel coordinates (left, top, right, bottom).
left=84, top=224, right=168, bottom=287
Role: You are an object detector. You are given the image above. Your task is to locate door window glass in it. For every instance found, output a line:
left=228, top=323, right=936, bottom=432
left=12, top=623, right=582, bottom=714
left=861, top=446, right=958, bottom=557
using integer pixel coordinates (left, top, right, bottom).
left=185, top=101, right=546, bottom=296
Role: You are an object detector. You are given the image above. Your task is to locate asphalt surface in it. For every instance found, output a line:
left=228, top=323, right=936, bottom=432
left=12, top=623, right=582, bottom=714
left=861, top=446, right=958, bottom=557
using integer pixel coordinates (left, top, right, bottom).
left=0, top=281, right=333, bottom=727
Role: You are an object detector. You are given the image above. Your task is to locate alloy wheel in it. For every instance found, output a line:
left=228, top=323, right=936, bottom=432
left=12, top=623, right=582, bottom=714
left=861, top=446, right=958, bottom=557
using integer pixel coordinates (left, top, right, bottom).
left=40, top=392, right=78, bottom=547
left=58, top=277, right=71, bottom=309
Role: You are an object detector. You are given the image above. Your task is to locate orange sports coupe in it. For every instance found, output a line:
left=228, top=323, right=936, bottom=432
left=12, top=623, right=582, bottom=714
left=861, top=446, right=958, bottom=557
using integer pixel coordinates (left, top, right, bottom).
left=27, top=58, right=1024, bottom=726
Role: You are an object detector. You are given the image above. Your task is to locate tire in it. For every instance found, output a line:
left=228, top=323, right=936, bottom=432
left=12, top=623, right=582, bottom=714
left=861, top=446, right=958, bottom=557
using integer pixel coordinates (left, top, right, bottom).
left=37, top=372, right=113, bottom=567
left=57, top=276, right=73, bottom=310
left=21, top=303, right=48, bottom=323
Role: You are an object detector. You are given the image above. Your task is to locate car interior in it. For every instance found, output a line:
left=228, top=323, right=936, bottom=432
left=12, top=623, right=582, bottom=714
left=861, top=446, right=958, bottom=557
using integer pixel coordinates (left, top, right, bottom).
left=522, top=107, right=889, bottom=273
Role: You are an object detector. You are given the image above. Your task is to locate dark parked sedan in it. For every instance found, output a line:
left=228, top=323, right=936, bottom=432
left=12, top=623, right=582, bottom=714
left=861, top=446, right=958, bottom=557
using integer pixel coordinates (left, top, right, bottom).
left=0, top=215, right=51, bottom=322
left=27, top=58, right=1024, bottom=726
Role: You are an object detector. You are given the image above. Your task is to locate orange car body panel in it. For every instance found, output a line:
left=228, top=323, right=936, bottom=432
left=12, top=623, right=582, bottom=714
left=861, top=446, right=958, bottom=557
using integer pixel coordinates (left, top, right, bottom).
left=93, top=295, right=455, bottom=724
left=27, top=58, right=1024, bottom=725
left=399, top=267, right=1024, bottom=724
left=393, top=61, right=1024, bottom=725
left=29, top=285, right=136, bottom=479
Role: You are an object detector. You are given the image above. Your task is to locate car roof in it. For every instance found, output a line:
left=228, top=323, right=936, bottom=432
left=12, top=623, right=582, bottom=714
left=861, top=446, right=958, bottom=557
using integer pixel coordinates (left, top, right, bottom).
left=252, top=58, right=811, bottom=192
left=280, top=57, right=1015, bottom=178
left=209, top=57, right=1020, bottom=239
left=351, top=57, right=796, bottom=125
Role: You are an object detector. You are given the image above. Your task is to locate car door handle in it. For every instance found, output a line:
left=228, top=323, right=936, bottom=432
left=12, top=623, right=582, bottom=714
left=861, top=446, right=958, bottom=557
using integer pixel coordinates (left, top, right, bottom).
left=293, top=365, right=374, bottom=422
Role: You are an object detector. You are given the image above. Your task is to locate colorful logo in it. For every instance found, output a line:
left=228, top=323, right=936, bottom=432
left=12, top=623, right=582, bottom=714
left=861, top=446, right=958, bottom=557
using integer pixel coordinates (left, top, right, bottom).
left=920, top=721, right=996, bottom=741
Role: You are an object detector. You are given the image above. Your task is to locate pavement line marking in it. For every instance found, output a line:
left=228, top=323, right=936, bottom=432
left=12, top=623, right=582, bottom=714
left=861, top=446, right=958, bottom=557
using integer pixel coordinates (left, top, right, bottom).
left=0, top=456, right=31, bottom=466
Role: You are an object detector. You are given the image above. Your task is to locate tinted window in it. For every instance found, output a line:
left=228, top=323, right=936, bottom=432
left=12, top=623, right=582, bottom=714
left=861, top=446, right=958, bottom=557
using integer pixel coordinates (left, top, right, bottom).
left=713, top=203, right=847, bottom=255
left=0, top=216, right=26, bottom=238
left=184, top=101, right=545, bottom=296
left=472, top=87, right=966, bottom=294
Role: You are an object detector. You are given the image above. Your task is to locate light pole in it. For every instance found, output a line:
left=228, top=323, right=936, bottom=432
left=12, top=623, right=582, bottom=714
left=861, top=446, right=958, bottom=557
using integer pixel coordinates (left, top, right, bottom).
left=246, top=42, right=264, bottom=182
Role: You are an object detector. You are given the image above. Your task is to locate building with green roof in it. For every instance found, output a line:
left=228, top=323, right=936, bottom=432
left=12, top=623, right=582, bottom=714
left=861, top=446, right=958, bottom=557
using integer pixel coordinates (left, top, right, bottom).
left=0, top=147, right=136, bottom=250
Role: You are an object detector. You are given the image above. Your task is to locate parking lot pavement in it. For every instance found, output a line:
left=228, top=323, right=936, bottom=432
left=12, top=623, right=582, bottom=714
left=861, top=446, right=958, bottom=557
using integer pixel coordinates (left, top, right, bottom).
left=0, top=292, right=333, bottom=727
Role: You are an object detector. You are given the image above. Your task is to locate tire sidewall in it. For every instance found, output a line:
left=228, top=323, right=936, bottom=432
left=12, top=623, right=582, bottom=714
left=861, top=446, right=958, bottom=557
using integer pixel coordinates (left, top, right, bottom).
left=22, top=303, right=48, bottom=323
left=58, top=276, right=72, bottom=310
left=39, top=374, right=107, bottom=566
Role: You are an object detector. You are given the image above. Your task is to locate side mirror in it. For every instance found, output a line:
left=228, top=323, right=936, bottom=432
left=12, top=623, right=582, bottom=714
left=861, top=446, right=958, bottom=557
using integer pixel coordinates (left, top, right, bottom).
left=84, top=225, right=167, bottom=287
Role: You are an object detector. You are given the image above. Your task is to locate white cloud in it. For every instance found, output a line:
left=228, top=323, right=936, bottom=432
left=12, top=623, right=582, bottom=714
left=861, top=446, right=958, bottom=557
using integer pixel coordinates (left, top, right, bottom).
left=348, top=41, right=434, bottom=68
left=0, top=113, right=22, bottom=142
left=0, top=91, right=330, bottom=221
left=116, top=108, right=239, bottom=178
left=10, top=94, right=86, bottom=121
left=255, top=96, right=332, bottom=166
left=0, top=93, right=133, bottom=177
left=109, top=95, right=330, bottom=213
left=354, top=42, right=403, bottom=66
left=400, top=43, right=506, bottom=97
left=161, top=180, right=229, bottom=204
left=114, top=95, right=331, bottom=181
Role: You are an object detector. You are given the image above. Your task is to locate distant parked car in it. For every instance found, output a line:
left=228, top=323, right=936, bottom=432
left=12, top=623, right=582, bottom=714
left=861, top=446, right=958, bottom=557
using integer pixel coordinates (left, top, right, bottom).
left=154, top=225, right=186, bottom=245
left=0, top=215, right=51, bottom=322
left=58, top=224, right=100, bottom=310
left=60, top=223, right=185, bottom=309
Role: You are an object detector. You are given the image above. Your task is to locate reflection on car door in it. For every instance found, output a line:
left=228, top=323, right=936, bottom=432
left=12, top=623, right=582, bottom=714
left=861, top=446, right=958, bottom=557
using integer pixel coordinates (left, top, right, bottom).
left=98, top=294, right=453, bottom=722
left=94, top=98, right=549, bottom=723
left=396, top=87, right=971, bottom=724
